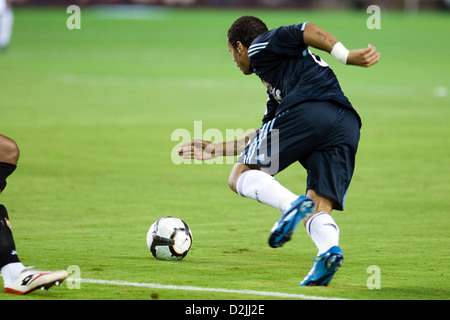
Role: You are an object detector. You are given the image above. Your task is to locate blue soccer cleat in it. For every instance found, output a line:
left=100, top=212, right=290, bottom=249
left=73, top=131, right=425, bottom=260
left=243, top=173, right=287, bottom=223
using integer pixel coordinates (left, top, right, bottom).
left=268, top=195, right=314, bottom=248
left=299, top=246, right=343, bottom=286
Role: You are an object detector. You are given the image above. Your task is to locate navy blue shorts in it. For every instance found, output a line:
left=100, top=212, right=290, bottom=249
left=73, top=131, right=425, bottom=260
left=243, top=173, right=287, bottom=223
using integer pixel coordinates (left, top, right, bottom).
left=237, top=100, right=360, bottom=210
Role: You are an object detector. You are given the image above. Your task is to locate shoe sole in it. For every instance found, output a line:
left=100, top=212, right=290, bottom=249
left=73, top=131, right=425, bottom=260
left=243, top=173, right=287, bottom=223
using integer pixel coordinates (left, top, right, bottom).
left=4, top=279, right=65, bottom=295
left=268, top=197, right=314, bottom=248
left=4, top=272, right=68, bottom=295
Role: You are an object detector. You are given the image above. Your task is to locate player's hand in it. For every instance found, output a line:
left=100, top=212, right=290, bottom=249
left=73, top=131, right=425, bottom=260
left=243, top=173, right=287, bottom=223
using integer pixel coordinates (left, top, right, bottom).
left=177, top=138, right=217, bottom=160
left=347, top=44, right=380, bottom=67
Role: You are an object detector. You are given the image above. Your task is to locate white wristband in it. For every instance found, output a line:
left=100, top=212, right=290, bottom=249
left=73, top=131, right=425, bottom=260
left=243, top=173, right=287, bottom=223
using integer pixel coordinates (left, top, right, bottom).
left=331, top=42, right=349, bottom=64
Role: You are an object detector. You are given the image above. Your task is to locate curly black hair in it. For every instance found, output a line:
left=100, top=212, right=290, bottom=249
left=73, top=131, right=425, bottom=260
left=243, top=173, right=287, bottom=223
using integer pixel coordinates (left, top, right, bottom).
left=227, top=16, right=269, bottom=49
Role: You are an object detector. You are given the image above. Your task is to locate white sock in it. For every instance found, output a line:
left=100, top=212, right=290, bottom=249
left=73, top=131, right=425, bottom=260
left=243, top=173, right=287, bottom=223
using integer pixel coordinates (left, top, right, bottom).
left=1, top=262, right=25, bottom=285
left=0, top=7, right=13, bottom=48
left=236, top=170, right=298, bottom=211
left=306, top=212, right=340, bottom=255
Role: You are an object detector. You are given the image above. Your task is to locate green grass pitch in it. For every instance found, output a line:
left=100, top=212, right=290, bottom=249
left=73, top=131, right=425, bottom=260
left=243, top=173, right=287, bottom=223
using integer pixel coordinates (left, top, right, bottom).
left=0, top=7, right=449, bottom=300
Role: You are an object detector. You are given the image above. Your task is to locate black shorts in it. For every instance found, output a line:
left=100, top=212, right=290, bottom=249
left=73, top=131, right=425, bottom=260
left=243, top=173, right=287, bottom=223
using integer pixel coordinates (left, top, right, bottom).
left=237, top=100, right=360, bottom=210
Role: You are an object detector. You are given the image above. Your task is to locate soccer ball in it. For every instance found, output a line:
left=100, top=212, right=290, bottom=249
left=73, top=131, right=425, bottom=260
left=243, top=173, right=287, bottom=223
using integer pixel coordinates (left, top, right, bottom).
left=146, top=216, right=193, bottom=261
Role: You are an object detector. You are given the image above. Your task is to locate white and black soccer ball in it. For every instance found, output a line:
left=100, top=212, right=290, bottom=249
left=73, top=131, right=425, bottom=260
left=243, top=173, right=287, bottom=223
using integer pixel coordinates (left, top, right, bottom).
left=146, top=217, right=193, bottom=261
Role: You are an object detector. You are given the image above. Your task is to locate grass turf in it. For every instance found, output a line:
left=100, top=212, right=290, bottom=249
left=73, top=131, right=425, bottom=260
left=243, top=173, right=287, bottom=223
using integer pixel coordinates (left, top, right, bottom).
left=0, top=7, right=448, bottom=300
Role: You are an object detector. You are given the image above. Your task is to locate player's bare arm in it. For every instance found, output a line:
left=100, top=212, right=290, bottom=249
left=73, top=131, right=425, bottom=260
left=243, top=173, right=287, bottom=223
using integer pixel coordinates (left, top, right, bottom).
left=178, top=129, right=257, bottom=160
left=303, top=22, right=380, bottom=67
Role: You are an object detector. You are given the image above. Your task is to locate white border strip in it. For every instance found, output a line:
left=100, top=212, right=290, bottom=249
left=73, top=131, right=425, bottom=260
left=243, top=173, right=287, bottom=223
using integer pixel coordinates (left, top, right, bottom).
left=80, top=278, right=347, bottom=300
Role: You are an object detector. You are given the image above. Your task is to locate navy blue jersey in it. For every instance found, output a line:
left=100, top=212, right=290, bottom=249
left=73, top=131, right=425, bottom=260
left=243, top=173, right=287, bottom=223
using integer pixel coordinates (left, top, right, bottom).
left=248, top=22, right=361, bottom=127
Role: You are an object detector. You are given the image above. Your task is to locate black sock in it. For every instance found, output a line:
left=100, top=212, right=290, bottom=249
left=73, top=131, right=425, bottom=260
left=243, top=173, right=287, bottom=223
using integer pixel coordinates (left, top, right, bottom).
left=0, top=205, right=20, bottom=268
left=0, top=162, right=16, bottom=193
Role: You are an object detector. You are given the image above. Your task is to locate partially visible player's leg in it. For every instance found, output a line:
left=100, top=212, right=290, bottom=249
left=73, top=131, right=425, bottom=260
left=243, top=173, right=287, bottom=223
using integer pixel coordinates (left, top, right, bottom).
left=0, top=134, right=27, bottom=290
left=0, top=204, right=24, bottom=281
left=1, top=202, right=68, bottom=295
left=0, top=134, right=68, bottom=294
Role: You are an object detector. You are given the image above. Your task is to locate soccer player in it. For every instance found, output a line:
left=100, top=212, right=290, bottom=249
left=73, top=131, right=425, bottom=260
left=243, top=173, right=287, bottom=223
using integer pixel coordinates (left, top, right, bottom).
left=0, top=0, right=13, bottom=50
left=178, top=16, right=379, bottom=286
left=0, top=134, right=68, bottom=294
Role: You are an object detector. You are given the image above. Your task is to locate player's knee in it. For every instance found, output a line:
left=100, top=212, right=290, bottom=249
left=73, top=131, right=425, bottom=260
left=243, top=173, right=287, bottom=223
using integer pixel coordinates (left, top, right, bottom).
left=0, top=135, right=20, bottom=165
left=228, top=163, right=244, bottom=194
left=228, top=164, right=261, bottom=194
left=227, top=172, right=239, bottom=194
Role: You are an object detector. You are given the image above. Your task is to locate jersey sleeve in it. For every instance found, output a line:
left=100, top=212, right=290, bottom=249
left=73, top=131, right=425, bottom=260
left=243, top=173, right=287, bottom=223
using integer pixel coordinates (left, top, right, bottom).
left=269, top=22, right=309, bottom=58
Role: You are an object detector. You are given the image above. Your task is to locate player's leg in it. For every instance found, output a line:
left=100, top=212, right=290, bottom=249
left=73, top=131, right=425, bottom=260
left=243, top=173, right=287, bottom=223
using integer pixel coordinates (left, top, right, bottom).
left=297, top=190, right=343, bottom=286
left=303, top=190, right=340, bottom=256
left=228, top=163, right=299, bottom=212
left=228, top=115, right=302, bottom=212
left=2, top=206, right=68, bottom=294
left=0, top=134, right=27, bottom=288
left=299, top=105, right=360, bottom=286
left=229, top=112, right=318, bottom=248
left=229, top=163, right=315, bottom=248
left=0, top=134, right=68, bottom=294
